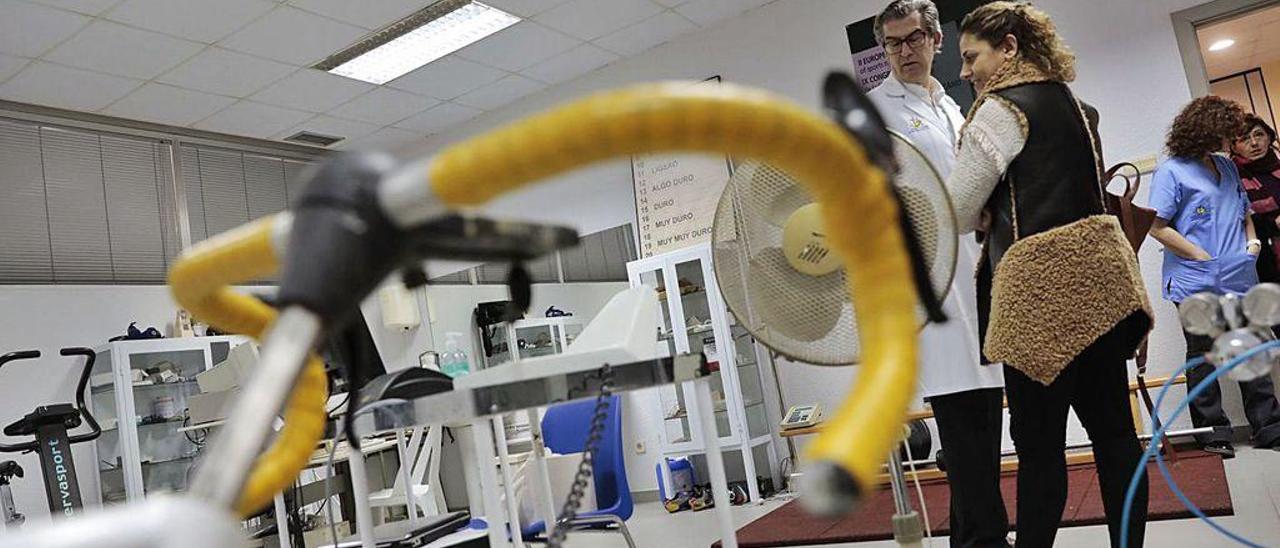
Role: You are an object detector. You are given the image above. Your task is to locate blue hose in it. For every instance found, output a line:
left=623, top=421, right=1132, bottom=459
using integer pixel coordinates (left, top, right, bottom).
left=1119, top=341, right=1280, bottom=547
left=1150, top=358, right=1264, bottom=547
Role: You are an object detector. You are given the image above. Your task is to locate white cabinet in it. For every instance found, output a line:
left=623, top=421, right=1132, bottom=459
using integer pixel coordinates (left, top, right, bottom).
left=477, top=317, right=583, bottom=370
left=89, top=336, right=249, bottom=505
left=627, top=243, right=778, bottom=501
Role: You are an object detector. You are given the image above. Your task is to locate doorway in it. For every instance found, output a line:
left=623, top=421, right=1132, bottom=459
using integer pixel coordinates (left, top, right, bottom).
left=1197, top=4, right=1280, bottom=127
left=1172, top=0, right=1280, bottom=101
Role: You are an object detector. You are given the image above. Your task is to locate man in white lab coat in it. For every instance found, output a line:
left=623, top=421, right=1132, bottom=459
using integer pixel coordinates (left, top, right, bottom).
left=867, top=2, right=1008, bottom=547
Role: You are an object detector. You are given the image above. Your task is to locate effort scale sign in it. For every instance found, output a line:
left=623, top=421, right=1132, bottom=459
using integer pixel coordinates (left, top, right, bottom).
left=632, top=153, right=733, bottom=258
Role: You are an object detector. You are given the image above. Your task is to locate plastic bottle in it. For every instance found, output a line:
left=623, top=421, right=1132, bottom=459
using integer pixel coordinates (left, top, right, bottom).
left=440, top=332, right=471, bottom=378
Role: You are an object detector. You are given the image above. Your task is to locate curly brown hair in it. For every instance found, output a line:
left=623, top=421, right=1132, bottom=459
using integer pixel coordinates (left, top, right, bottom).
left=1165, top=96, right=1246, bottom=158
left=960, top=1, right=1076, bottom=82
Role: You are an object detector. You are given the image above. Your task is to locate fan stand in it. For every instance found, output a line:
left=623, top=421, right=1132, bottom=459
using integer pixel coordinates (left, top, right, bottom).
left=886, top=448, right=926, bottom=548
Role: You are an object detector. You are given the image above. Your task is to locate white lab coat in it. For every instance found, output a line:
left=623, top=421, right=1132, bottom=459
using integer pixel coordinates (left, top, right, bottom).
left=867, top=73, right=1004, bottom=398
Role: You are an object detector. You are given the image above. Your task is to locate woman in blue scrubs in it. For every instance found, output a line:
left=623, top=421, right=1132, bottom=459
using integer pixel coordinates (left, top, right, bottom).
left=1150, top=96, right=1280, bottom=456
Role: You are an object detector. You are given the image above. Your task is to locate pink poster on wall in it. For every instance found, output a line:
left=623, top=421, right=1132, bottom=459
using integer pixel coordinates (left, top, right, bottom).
left=851, top=45, right=891, bottom=91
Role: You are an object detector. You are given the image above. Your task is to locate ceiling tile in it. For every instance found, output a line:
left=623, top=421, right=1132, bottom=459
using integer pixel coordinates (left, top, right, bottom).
left=0, top=2, right=90, bottom=57
left=453, top=74, right=546, bottom=110
left=338, top=127, right=425, bottom=151
left=455, top=22, right=579, bottom=72
left=220, top=6, right=367, bottom=65
left=194, top=100, right=313, bottom=138
left=482, top=0, right=568, bottom=18
left=388, top=56, right=505, bottom=100
left=595, top=10, right=695, bottom=56
left=105, top=0, right=276, bottom=44
left=536, top=0, right=663, bottom=41
left=674, top=0, right=770, bottom=26
left=395, top=102, right=482, bottom=133
left=652, top=0, right=689, bottom=6
left=101, top=82, right=236, bottom=125
left=44, top=20, right=204, bottom=80
left=523, top=43, right=618, bottom=84
left=287, top=0, right=426, bottom=30
left=250, top=69, right=374, bottom=112
left=330, top=87, right=439, bottom=125
left=278, top=114, right=380, bottom=143
left=156, top=47, right=294, bottom=98
left=0, top=54, right=32, bottom=84
left=26, top=0, right=121, bottom=15
left=0, top=61, right=140, bottom=111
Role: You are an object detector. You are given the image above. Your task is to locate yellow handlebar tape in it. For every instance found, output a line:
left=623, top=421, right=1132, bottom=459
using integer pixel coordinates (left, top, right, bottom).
left=168, top=81, right=918, bottom=517
left=168, top=215, right=329, bottom=516
left=428, top=82, right=918, bottom=500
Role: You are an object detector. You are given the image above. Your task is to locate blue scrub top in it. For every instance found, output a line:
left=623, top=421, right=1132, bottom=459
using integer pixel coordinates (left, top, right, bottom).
left=1150, top=155, right=1258, bottom=302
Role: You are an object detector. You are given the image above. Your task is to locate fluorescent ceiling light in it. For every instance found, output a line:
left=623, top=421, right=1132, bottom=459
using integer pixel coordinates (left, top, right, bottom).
left=1209, top=39, right=1235, bottom=52
left=315, top=0, right=519, bottom=85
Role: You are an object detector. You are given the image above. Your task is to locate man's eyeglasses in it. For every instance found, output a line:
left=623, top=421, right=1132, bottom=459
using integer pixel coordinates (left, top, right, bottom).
left=883, top=29, right=930, bottom=54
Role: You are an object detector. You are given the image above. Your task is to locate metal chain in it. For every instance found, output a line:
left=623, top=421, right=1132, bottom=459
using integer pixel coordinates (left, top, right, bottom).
left=547, top=364, right=615, bottom=548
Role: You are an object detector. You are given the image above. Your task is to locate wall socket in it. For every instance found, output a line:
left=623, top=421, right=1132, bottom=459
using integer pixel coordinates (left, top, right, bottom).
left=634, top=441, right=646, bottom=454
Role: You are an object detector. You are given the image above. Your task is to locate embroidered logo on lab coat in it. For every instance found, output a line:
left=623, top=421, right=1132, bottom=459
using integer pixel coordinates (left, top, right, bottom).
left=907, top=117, right=927, bottom=134
left=1195, top=205, right=1209, bottom=216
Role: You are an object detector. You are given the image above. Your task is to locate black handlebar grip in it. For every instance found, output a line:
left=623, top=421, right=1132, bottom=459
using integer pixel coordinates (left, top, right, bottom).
left=0, top=350, right=40, bottom=368
left=62, top=348, right=102, bottom=444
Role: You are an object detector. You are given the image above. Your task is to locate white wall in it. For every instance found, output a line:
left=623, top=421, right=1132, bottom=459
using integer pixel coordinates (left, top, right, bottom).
left=0, top=285, right=180, bottom=524
left=398, top=0, right=1261, bottom=448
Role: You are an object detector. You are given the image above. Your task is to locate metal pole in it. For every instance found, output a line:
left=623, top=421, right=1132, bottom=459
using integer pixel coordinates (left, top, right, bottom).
left=347, top=446, right=377, bottom=548
left=526, top=408, right=557, bottom=535
left=886, top=448, right=924, bottom=548
left=272, top=493, right=291, bottom=548
left=395, top=430, right=419, bottom=526
left=694, top=378, right=737, bottom=548
left=190, top=307, right=321, bottom=509
left=492, top=416, right=524, bottom=546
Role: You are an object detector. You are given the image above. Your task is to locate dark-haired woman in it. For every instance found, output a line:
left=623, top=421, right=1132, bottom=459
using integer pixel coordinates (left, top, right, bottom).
left=945, top=2, right=1152, bottom=546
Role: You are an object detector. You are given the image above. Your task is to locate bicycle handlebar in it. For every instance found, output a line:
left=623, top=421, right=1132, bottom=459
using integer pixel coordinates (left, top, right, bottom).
left=61, top=348, right=101, bottom=444
left=0, top=347, right=102, bottom=451
left=0, top=351, right=40, bottom=368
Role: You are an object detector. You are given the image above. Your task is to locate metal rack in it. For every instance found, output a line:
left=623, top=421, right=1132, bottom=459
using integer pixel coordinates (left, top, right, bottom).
left=627, top=243, right=779, bottom=504
left=89, top=336, right=249, bottom=505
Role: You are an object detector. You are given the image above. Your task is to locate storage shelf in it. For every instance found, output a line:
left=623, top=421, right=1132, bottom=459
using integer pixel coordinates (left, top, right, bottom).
left=177, top=419, right=226, bottom=433
left=92, top=379, right=198, bottom=394
left=658, top=323, right=715, bottom=341
left=141, top=455, right=197, bottom=467
left=664, top=399, right=763, bottom=420
left=660, top=434, right=774, bottom=458
left=101, top=417, right=187, bottom=434
left=658, top=288, right=705, bottom=302
left=630, top=244, right=777, bottom=488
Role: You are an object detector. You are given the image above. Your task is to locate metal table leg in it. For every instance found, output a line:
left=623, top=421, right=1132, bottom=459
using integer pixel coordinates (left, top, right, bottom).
left=272, top=493, right=291, bottom=548
left=471, top=418, right=510, bottom=548
left=693, top=378, right=737, bottom=548
left=347, top=445, right=377, bottom=548
left=493, top=416, right=525, bottom=546
left=526, top=408, right=557, bottom=536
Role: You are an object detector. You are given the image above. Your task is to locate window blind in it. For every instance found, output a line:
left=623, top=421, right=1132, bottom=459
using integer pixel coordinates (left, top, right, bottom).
left=0, top=119, right=178, bottom=283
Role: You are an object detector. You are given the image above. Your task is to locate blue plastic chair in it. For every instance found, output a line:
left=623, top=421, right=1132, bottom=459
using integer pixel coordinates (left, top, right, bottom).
left=521, top=394, right=635, bottom=547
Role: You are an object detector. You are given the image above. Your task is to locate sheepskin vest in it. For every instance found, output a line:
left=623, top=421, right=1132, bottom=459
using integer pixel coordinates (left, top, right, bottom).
left=969, top=63, right=1153, bottom=386
left=985, top=82, right=1104, bottom=266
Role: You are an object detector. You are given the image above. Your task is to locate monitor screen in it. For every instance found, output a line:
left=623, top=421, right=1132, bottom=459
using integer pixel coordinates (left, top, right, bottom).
left=317, top=311, right=387, bottom=393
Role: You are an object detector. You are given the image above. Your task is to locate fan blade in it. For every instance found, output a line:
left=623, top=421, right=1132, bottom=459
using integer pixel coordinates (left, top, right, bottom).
left=730, top=161, right=813, bottom=229
left=748, top=247, right=845, bottom=342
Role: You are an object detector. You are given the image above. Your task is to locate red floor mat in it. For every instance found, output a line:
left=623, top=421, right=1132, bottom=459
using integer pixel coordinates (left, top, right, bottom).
left=716, top=450, right=1231, bottom=547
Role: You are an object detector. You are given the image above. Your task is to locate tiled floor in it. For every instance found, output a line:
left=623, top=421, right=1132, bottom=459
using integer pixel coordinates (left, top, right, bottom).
left=561, top=447, right=1280, bottom=548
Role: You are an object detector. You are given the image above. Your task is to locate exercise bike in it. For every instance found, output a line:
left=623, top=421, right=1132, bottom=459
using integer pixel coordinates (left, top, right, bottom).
left=0, top=348, right=102, bottom=520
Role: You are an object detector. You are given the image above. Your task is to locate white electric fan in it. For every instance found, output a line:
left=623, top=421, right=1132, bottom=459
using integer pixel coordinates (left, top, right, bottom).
left=709, top=74, right=960, bottom=547
left=710, top=130, right=958, bottom=366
